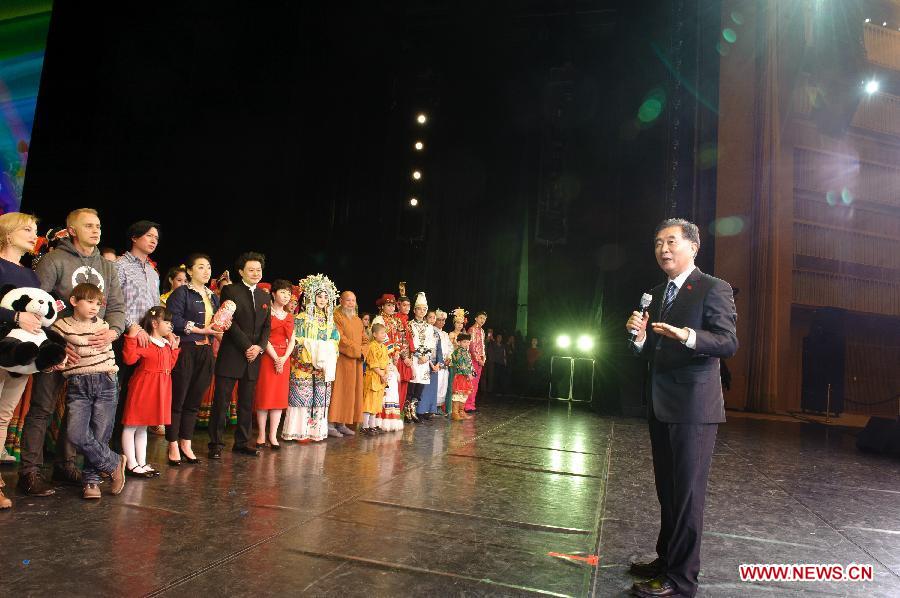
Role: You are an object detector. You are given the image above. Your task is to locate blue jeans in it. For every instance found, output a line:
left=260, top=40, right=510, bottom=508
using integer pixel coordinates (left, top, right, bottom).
left=66, top=373, right=120, bottom=485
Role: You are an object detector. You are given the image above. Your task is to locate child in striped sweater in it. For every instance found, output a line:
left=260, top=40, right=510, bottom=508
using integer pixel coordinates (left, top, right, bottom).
left=52, top=283, right=127, bottom=500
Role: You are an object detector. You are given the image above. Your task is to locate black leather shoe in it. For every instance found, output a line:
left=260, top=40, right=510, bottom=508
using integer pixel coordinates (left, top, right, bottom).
left=208, top=448, right=222, bottom=460
left=629, top=558, right=664, bottom=578
left=632, top=576, right=683, bottom=597
left=178, top=448, right=200, bottom=464
left=232, top=446, right=260, bottom=457
left=269, top=442, right=281, bottom=451
left=167, top=457, right=181, bottom=466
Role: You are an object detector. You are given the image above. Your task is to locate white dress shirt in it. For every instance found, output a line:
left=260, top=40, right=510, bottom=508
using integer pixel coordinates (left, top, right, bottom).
left=634, top=265, right=697, bottom=351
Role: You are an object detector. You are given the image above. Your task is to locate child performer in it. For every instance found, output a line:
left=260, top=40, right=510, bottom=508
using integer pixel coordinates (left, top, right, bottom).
left=450, top=333, right=475, bottom=421
left=381, top=351, right=404, bottom=431
left=361, top=324, right=389, bottom=434
left=121, top=306, right=181, bottom=478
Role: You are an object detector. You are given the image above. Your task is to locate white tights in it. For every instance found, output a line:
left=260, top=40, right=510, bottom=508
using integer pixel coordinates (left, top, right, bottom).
left=122, top=425, right=148, bottom=470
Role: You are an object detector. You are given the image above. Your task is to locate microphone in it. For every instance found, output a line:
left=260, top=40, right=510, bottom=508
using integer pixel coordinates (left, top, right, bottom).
left=628, top=292, right=653, bottom=341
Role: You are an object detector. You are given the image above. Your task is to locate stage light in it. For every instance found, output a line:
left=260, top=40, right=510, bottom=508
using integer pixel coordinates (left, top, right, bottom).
left=416, top=113, right=427, bottom=124
left=883, top=22, right=888, bottom=27
left=865, top=80, right=879, bottom=95
left=556, top=334, right=571, bottom=349
left=414, top=141, right=424, bottom=151
left=412, top=170, right=422, bottom=180
left=865, top=18, right=871, bottom=23
left=576, top=335, right=594, bottom=352
left=409, top=197, right=419, bottom=207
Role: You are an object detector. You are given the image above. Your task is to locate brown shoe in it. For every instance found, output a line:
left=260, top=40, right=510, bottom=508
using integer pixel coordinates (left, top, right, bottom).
left=451, top=403, right=464, bottom=421
left=109, top=454, right=126, bottom=495
left=82, top=483, right=101, bottom=499
left=20, top=470, right=55, bottom=497
left=0, top=486, right=11, bottom=509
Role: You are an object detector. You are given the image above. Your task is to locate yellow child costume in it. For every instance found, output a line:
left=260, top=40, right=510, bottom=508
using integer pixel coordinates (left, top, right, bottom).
left=363, top=340, right=389, bottom=414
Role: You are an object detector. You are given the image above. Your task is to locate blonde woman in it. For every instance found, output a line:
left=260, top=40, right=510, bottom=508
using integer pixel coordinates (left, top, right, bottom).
left=0, top=213, right=43, bottom=506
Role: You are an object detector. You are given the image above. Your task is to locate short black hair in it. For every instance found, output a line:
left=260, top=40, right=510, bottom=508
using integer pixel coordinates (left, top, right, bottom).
left=100, top=247, right=117, bottom=256
left=654, top=218, right=700, bottom=248
left=235, top=251, right=265, bottom=272
left=127, top=220, right=160, bottom=246
left=271, top=279, right=293, bottom=294
left=185, top=253, right=211, bottom=270
left=457, top=333, right=471, bottom=341
left=475, top=311, right=487, bottom=318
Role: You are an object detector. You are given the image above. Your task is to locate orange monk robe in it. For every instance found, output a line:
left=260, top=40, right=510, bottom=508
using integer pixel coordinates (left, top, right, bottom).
left=330, top=308, right=368, bottom=424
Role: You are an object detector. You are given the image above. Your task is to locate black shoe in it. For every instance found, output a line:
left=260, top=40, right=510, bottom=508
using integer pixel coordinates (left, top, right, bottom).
left=167, top=457, right=182, bottom=466
left=51, top=464, right=82, bottom=486
left=20, top=471, right=55, bottom=496
left=269, top=442, right=281, bottom=451
left=632, top=576, right=682, bottom=597
left=208, top=448, right=222, bottom=460
left=126, top=466, right=155, bottom=479
left=181, top=455, right=200, bottom=464
left=629, top=558, right=664, bottom=579
left=233, top=446, right=260, bottom=457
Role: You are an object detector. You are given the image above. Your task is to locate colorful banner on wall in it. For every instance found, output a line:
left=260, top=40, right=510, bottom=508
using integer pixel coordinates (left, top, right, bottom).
left=0, top=1, right=52, bottom=214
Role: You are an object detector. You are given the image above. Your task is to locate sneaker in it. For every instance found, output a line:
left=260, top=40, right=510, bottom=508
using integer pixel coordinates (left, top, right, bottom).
left=52, top=463, right=82, bottom=486
left=82, top=483, right=101, bottom=500
left=0, top=449, right=16, bottom=464
left=327, top=427, right=344, bottom=438
left=20, top=470, right=55, bottom=496
left=109, top=454, right=126, bottom=495
left=336, top=424, right=355, bottom=436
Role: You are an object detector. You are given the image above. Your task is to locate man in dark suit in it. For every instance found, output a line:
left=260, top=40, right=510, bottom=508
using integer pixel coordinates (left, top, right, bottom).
left=625, top=218, right=738, bottom=597
left=208, top=252, right=271, bottom=459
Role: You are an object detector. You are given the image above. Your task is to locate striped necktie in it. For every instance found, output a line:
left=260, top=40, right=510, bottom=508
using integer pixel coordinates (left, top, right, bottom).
left=660, top=281, right=677, bottom=320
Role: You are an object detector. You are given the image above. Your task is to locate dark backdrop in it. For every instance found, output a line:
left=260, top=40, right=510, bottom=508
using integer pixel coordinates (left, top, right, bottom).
left=22, top=1, right=720, bottom=412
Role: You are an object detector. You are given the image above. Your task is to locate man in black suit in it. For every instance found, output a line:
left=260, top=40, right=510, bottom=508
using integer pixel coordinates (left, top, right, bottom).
left=208, top=252, right=271, bottom=459
left=625, top=219, right=738, bottom=597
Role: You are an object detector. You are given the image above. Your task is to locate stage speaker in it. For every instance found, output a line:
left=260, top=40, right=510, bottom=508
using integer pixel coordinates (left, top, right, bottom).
left=856, top=416, right=900, bottom=457
left=801, top=308, right=845, bottom=414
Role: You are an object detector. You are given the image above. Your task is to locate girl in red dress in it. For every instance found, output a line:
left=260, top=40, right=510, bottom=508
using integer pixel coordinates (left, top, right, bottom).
left=121, top=306, right=181, bottom=478
left=254, top=279, right=295, bottom=449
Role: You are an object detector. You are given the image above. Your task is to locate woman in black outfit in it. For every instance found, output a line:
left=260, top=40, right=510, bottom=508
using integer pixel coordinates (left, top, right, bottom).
left=165, top=254, right=221, bottom=464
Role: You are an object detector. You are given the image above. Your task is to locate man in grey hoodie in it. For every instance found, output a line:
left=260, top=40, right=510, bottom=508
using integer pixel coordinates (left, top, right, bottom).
left=19, top=208, right=126, bottom=496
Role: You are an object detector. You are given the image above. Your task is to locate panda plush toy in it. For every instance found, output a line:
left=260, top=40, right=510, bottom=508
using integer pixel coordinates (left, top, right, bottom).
left=0, top=286, right=68, bottom=375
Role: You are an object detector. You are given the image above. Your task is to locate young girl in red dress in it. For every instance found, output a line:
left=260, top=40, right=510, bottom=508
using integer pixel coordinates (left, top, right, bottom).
left=121, top=306, right=181, bottom=478
left=253, top=279, right=295, bottom=449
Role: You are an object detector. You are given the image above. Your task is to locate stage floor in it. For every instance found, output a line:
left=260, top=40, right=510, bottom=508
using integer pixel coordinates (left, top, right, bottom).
left=1, top=397, right=898, bottom=597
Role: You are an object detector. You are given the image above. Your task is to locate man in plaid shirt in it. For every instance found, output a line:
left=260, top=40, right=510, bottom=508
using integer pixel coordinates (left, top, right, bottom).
left=112, top=220, right=162, bottom=447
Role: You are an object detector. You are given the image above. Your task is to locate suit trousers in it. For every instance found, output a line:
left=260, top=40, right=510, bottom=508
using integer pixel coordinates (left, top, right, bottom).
left=208, top=373, right=256, bottom=450
left=648, top=403, right=718, bottom=597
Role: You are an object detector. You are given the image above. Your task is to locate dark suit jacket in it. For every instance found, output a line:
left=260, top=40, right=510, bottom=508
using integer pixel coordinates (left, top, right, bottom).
left=638, top=268, right=738, bottom=424
left=214, top=282, right=271, bottom=380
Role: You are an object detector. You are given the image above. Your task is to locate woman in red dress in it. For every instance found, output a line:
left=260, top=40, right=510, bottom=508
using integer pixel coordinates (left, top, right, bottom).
left=121, top=307, right=181, bottom=478
left=254, top=280, right=295, bottom=449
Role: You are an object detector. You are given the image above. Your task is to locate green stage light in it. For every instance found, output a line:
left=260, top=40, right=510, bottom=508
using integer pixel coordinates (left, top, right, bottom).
left=556, top=334, right=571, bottom=349
left=577, top=335, right=594, bottom=352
